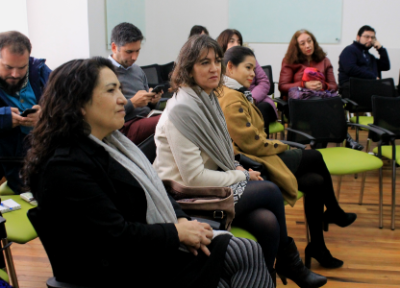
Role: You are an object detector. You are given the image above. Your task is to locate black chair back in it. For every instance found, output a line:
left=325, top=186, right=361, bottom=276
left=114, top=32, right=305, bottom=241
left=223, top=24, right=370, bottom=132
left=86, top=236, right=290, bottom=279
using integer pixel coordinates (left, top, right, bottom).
left=287, top=97, right=348, bottom=144
left=138, top=134, right=156, bottom=163
left=348, top=78, right=396, bottom=112
left=261, top=65, right=274, bottom=95
left=159, top=61, right=174, bottom=83
left=140, top=64, right=161, bottom=88
left=370, top=96, right=400, bottom=142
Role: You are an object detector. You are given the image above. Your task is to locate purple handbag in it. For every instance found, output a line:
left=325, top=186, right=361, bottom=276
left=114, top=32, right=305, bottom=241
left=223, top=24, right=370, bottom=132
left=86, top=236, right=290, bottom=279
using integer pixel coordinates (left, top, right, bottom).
left=288, top=87, right=339, bottom=100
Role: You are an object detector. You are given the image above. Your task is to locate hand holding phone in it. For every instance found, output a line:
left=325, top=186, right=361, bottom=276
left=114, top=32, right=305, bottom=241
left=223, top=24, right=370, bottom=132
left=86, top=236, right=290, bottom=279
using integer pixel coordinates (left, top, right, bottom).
left=21, top=108, right=38, bottom=117
left=151, top=85, right=165, bottom=94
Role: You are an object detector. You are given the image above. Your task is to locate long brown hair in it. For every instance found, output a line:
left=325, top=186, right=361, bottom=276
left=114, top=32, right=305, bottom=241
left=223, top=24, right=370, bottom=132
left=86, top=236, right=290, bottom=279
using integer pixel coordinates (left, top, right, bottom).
left=171, top=34, right=225, bottom=92
left=284, top=29, right=326, bottom=64
left=22, top=57, right=116, bottom=188
left=216, top=29, right=243, bottom=53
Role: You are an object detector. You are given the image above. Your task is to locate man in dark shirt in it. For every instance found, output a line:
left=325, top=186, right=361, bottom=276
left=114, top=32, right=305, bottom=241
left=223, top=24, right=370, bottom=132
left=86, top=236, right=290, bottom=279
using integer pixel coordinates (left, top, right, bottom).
left=338, top=25, right=390, bottom=92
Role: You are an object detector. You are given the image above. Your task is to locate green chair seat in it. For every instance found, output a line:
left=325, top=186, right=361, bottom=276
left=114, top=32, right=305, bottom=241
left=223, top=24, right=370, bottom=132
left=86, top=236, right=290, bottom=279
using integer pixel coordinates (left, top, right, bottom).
left=231, top=191, right=304, bottom=241
left=350, top=116, right=373, bottom=130
left=0, top=269, right=9, bottom=283
left=373, top=145, right=400, bottom=164
left=1, top=195, right=37, bottom=244
left=0, top=182, right=15, bottom=196
left=268, top=121, right=285, bottom=134
left=230, top=227, right=257, bottom=241
left=317, top=147, right=383, bottom=175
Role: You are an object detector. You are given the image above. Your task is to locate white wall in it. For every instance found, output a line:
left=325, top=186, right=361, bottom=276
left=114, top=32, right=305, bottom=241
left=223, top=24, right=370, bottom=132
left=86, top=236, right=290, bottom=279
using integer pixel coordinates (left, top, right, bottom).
left=0, top=0, right=29, bottom=35
left=87, top=0, right=400, bottom=97
left=26, top=0, right=90, bottom=69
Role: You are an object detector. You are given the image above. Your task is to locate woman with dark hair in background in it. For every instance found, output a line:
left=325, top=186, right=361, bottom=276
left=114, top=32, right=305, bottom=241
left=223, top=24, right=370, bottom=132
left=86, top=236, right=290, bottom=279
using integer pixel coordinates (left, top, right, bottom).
left=154, top=34, right=327, bottom=288
left=279, top=29, right=362, bottom=150
left=23, top=57, right=273, bottom=288
left=189, top=25, right=209, bottom=37
left=217, top=29, right=278, bottom=126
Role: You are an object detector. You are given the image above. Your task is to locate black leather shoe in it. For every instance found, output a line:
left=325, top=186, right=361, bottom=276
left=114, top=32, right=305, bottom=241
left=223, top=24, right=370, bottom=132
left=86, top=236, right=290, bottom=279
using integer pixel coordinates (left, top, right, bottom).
left=276, top=237, right=327, bottom=287
left=323, top=209, right=357, bottom=231
left=305, top=243, right=343, bottom=269
left=346, top=134, right=364, bottom=151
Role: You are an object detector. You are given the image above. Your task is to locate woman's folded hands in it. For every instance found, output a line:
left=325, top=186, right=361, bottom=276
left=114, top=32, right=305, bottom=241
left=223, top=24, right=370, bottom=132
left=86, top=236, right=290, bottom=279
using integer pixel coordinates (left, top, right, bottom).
left=175, top=218, right=213, bottom=256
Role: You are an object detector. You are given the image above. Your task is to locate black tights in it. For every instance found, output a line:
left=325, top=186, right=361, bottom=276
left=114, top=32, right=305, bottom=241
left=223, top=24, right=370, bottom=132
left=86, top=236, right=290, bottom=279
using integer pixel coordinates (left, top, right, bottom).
left=233, top=181, right=289, bottom=270
left=294, top=149, right=341, bottom=250
left=232, top=149, right=342, bottom=270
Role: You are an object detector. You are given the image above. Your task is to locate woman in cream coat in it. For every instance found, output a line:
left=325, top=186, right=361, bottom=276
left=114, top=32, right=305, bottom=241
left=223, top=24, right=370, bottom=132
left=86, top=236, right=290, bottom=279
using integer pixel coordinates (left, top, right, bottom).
left=154, top=35, right=327, bottom=288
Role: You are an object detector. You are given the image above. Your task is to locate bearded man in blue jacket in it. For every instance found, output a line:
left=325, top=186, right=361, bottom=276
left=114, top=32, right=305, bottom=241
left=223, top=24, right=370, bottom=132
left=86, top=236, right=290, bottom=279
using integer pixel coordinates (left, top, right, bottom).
left=0, top=31, right=51, bottom=194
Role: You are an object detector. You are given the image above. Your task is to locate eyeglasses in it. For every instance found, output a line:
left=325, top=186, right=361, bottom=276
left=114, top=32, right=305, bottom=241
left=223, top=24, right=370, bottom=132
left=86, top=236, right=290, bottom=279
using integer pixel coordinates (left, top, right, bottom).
left=361, top=35, right=376, bottom=40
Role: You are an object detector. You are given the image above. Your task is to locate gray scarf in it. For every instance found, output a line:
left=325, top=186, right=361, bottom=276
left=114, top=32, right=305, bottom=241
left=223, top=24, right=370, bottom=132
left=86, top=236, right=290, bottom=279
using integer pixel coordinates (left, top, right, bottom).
left=89, top=132, right=177, bottom=224
left=89, top=131, right=230, bottom=241
left=166, top=86, right=236, bottom=171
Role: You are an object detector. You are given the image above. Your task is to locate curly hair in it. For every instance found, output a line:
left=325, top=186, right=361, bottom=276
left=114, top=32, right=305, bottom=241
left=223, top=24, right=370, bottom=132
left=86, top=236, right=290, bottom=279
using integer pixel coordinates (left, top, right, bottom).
left=22, top=57, right=116, bottom=187
left=284, top=29, right=326, bottom=65
left=170, top=35, right=225, bottom=93
left=216, top=29, right=243, bottom=53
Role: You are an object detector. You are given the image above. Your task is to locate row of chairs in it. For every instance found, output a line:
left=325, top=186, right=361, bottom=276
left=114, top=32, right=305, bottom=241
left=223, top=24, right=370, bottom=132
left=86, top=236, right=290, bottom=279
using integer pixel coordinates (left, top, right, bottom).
left=258, top=65, right=398, bottom=231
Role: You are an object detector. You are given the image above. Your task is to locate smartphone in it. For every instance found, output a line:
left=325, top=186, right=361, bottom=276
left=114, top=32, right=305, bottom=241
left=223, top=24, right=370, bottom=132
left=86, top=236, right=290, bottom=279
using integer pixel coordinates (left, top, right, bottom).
left=151, top=85, right=165, bottom=94
left=21, top=108, right=38, bottom=117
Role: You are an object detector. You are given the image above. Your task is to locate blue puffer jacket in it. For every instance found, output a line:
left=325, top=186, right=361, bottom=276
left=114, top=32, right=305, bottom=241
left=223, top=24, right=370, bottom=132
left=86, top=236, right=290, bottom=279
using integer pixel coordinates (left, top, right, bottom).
left=0, top=57, right=51, bottom=193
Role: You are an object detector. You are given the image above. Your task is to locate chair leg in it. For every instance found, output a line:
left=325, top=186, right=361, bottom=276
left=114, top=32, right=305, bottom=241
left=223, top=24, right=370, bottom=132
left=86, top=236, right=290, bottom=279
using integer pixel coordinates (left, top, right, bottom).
left=391, top=159, right=396, bottom=230
left=379, top=167, right=384, bottom=229
left=336, top=175, right=343, bottom=200
left=303, top=198, right=310, bottom=244
left=1, top=238, right=18, bottom=288
left=356, top=126, right=359, bottom=143
left=359, top=172, right=367, bottom=205
left=366, top=138, right=372, bottom=153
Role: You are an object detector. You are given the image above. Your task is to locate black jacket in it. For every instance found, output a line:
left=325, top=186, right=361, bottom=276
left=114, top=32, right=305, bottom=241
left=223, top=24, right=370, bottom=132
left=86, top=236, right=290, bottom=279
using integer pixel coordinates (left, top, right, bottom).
left=338, top=41, right=390, bottom=86
left=31, top=136, right=230, bottom=287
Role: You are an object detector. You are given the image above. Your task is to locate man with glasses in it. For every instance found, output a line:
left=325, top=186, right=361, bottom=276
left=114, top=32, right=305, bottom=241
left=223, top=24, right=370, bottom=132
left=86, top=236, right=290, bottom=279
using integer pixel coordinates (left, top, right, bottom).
left=338, top=25, right=390, bottom=94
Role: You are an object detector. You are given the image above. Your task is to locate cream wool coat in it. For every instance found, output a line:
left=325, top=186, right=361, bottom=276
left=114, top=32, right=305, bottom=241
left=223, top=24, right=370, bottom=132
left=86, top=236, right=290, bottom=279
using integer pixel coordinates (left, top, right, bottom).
left=218, top=86, right=298, bottom=206
left=153, top=110, right=246, bottom=187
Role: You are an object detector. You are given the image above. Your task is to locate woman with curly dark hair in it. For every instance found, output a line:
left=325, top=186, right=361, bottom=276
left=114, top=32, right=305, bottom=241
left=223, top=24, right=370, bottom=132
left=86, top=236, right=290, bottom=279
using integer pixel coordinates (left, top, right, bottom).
left=278, top=30, right=337, bottom=100
left=22, top=57, right=274, bottom=288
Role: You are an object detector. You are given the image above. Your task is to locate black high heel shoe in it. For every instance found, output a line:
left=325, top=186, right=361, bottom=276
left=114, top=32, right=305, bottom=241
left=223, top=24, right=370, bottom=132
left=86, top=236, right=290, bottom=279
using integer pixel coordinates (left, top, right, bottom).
left=305, top=243, right=343, bottom=269
left=275, top=237, right=327, bottom=288
left=323, top=209, right=357, bottom=232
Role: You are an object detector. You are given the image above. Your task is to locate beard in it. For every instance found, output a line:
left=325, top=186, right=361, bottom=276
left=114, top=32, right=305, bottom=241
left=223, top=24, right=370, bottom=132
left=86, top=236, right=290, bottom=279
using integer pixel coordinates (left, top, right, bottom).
left=0, top=74, right=27, bottom=95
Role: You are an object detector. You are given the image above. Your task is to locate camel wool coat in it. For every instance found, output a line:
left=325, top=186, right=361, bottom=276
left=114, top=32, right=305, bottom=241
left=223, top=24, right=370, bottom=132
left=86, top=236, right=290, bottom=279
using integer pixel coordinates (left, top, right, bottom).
left=218, top=86, right=298, bottom=206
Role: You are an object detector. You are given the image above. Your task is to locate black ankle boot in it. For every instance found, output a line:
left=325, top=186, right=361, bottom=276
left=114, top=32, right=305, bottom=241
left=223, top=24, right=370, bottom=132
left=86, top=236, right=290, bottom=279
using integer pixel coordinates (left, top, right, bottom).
left=305, top=243, right=343, bottom=269
left=275, top=237, right=327, bottom=288
left=345, top=134, right=364, bottom=151
left=323, top=209, right=357, bottom=231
